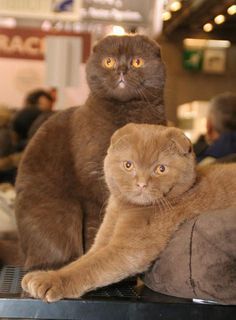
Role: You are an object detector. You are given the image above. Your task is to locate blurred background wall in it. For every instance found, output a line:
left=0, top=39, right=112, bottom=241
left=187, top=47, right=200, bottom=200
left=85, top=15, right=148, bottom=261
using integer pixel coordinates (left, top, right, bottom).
left=161, top=41, right=236, bottom=123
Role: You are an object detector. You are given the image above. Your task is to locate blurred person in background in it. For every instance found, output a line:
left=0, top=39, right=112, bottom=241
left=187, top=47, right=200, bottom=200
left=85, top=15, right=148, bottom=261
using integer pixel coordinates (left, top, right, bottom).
left=0, top=105, right=15, bottom=158
left=0, top=89, right=55, bottom=184
left=0, top=105, right=18, bottom=184
left=12, top=89, right=54, bottom=148
left=196, top=92, right=236, bottom=164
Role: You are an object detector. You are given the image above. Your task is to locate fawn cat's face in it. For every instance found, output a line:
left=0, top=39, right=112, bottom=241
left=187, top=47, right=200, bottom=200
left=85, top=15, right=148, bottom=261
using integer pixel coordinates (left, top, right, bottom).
left=86, top=35, right=165, bottom=102
left=104, top=124, right=196, bottom=206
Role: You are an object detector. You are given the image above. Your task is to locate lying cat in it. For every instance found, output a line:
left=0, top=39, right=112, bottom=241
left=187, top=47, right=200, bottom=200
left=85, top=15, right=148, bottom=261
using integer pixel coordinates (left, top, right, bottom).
left=22, top=124, right=236, bottom=302
left=12, top=35, right=166, bottom=269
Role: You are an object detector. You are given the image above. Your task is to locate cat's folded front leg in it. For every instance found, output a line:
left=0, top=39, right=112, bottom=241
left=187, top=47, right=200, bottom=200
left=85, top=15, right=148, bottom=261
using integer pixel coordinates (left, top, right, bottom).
left=22, top=242, right=155, bottom=303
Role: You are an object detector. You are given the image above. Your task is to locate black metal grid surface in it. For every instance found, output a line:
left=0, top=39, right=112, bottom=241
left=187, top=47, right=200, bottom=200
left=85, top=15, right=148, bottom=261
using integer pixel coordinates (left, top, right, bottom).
left=0, top=266, right=235, bottom=320
left=0, top=266, right=139, bottom=298
left=0, top=266, right=25, bottom=294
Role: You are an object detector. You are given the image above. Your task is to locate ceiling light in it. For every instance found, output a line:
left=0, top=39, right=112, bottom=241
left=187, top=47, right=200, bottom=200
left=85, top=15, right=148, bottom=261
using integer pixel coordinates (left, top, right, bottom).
left=0, top=17, right=16, bottom=28
left=214, top=14, right=225, bottom=24
left=183, top=38, right=231, bottom=49
left=111, top=25, right=126, bottom=36
left=227, top=4, right=236, bottom=15
left=162, top=11, right=172, bottom=21
left=170, top=1, right=182, bottom=12
left=54, top=21, right=63, bottom=30
left=41, top=20, right=52, bottom=31
left=203, top=23, right=213, bottom=32
left=207, top=39, right=231, bottom=48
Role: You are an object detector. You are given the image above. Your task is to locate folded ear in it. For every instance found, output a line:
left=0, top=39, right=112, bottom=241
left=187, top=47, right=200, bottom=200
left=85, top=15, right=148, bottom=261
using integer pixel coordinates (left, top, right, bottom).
left=166, top=127, right=192, bottom=155
left=110, top=123, right=138, bottom=147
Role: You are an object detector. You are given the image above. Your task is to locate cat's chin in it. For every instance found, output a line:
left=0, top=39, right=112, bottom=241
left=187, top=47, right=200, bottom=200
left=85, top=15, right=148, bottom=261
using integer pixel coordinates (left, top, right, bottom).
left=111, top=93, right=134, bottom=102
left=124, top=194, right=154, bottom=207
left=107, top=86, right=139, bottom=102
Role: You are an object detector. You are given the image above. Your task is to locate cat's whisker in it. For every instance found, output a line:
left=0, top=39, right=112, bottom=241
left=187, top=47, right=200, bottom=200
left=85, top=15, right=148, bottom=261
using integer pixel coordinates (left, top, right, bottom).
left=86, top=161, right=104, bottom=169
left=98, top=199, right=108, bottom=221
left=97, top=175, right=106, bottom=182
left=127, top=76, right=162, bottom=88
left=135, top=88, right=152, bottom=106
left=129, top=79, right=162, bottom=98
left=161, top=197, right=173, bottom=211
left=135, top=88, right=161, bottom=110
left=153, top=204, right=159, bottom=217
left=125, top=79, right=163, bottom=109
left=89, top=170, right=100, bottom=176
left=86, top=163, right=104, bottom=171
left=153, top=202, right=162, bottom=215
left=140, top=87, right=161, bottom=100
left=158, top=198, right=167, bottom=213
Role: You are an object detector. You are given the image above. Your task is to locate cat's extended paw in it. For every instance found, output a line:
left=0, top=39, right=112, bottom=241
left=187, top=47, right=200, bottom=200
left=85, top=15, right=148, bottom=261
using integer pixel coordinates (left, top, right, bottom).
left=21, top=271, right=65, bottom=302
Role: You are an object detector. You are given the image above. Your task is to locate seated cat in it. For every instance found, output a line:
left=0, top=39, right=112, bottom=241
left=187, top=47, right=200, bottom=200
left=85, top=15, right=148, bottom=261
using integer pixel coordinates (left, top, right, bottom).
left=22, top=123, right=236, bottom=302
left=12, top=35, right=166, bottom=270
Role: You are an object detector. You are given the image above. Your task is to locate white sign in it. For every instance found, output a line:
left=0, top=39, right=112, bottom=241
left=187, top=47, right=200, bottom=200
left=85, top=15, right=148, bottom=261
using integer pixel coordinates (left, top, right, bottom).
left=82, top=0, right=153, bottom=24
left=0, top=0, right=82, bottom=21
left=203, top=48, right=226, bottom=74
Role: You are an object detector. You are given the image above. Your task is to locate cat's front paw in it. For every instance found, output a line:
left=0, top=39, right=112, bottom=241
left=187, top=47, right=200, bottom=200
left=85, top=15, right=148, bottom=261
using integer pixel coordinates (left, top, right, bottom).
left=22, top=270, right=65, bottom=302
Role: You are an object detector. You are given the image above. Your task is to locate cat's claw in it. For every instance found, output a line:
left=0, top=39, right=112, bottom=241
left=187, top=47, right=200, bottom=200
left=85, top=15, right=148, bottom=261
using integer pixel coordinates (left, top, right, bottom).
left=22, top=271, right=64, bottom=302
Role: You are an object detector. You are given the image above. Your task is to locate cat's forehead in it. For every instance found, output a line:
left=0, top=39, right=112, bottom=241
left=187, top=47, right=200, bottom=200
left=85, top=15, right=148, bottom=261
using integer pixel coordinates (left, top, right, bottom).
left=94, top=35, right=160, bottom=58
left=135, top=135, right=168, bottom=162
left=116, top=130, right=168, bottom=163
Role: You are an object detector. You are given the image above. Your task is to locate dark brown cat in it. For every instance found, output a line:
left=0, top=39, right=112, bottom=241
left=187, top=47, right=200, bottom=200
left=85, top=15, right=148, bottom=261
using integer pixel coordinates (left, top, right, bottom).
left=21, top=123, right=236, bottom=302
left=11, top=35, right=166, bottom=270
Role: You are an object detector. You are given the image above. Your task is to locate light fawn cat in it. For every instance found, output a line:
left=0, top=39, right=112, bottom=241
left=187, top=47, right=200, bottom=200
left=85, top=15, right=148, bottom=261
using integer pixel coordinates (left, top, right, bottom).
left=22, top=124, right=236, bottom=302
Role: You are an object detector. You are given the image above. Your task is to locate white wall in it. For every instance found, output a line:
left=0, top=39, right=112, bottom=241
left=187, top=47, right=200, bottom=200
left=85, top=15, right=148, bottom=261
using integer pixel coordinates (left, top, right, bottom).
left=0, top=57, right=89, bottom=109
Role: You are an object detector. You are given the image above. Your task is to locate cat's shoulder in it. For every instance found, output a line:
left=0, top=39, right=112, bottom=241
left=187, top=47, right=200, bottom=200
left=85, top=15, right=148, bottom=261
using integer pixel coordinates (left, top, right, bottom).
left=22, top=106, right=83, bottom=153
left=32, top=106, right=87, bottom=138
left=197, top=162, right=236, bottom=177
left=43, top=106, right=80, bottom=126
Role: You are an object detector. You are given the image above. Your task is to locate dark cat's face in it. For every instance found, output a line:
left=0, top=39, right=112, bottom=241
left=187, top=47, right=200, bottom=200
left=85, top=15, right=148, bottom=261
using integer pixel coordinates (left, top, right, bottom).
left=104, top=124, right=196, bottom=206
left=86, top=35, right=165, bottom=102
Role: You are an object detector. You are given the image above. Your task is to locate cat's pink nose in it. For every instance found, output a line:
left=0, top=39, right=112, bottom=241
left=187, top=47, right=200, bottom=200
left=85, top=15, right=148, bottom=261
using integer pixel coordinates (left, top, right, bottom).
left=137, top=182, right=147, bottom=188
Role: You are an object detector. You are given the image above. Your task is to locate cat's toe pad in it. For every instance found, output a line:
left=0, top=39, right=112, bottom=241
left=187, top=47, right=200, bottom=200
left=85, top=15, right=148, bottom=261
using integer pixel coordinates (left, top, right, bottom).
left=21, top=271, right=64, bottom=302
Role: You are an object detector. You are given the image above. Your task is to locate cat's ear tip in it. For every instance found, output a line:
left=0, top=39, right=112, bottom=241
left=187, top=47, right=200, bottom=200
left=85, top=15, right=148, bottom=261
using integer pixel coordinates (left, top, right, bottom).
left=167, top=128, right=193, bottom=155
left=149, top=38, right=162, bottom=57
left=92, top=42, right=100, bottom=53
left=155, top=43, right=162, bottom=58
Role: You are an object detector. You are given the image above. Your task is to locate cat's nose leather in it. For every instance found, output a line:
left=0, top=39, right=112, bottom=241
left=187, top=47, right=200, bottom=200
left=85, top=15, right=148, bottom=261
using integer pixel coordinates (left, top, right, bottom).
left=119, top=72, right=125, bottom=82
left=137, top=182, right=147, bottom=188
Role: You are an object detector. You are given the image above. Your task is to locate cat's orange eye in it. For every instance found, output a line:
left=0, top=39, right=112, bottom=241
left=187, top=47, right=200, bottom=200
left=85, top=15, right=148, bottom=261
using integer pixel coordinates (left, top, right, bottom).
left=155, top=165, right=167, bottom=175
left=123, top=161, right=134, bottom=171
left=102, top=57, right=116, bottom=69
left=131, top=57, right=144, bottom=68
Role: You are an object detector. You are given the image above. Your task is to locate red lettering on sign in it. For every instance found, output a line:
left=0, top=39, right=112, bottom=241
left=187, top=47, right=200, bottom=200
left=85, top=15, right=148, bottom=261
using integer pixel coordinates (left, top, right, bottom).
left=0, top=27, right=91, bottom=62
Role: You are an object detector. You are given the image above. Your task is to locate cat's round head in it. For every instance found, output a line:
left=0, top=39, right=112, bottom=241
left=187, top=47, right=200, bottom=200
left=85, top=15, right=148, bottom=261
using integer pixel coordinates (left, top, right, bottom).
left=104, top=124, right=196, bottom=206
left=86, top=35, right=165, bottom=102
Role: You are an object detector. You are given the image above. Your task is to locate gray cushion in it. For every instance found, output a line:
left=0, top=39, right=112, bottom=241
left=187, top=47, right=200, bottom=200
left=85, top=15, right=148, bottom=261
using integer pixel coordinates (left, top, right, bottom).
left=144, top=207, right=236, bottom=305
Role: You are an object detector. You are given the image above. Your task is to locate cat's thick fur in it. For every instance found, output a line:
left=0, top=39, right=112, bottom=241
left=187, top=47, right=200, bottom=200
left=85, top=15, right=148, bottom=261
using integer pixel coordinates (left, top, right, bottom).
left=22, top=124, right=236, bottom=302
left=12, top=35, right=166, bottom=269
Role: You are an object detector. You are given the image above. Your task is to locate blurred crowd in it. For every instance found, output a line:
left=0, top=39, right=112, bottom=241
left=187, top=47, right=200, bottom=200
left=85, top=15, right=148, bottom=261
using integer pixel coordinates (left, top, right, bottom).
left=194, top=92, right=236, bottom=165
left=0, top=88, right=56, bottom=184
left=0, top=89, right=235, bottom=234
left=0, top=90, right=235, bottom=186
